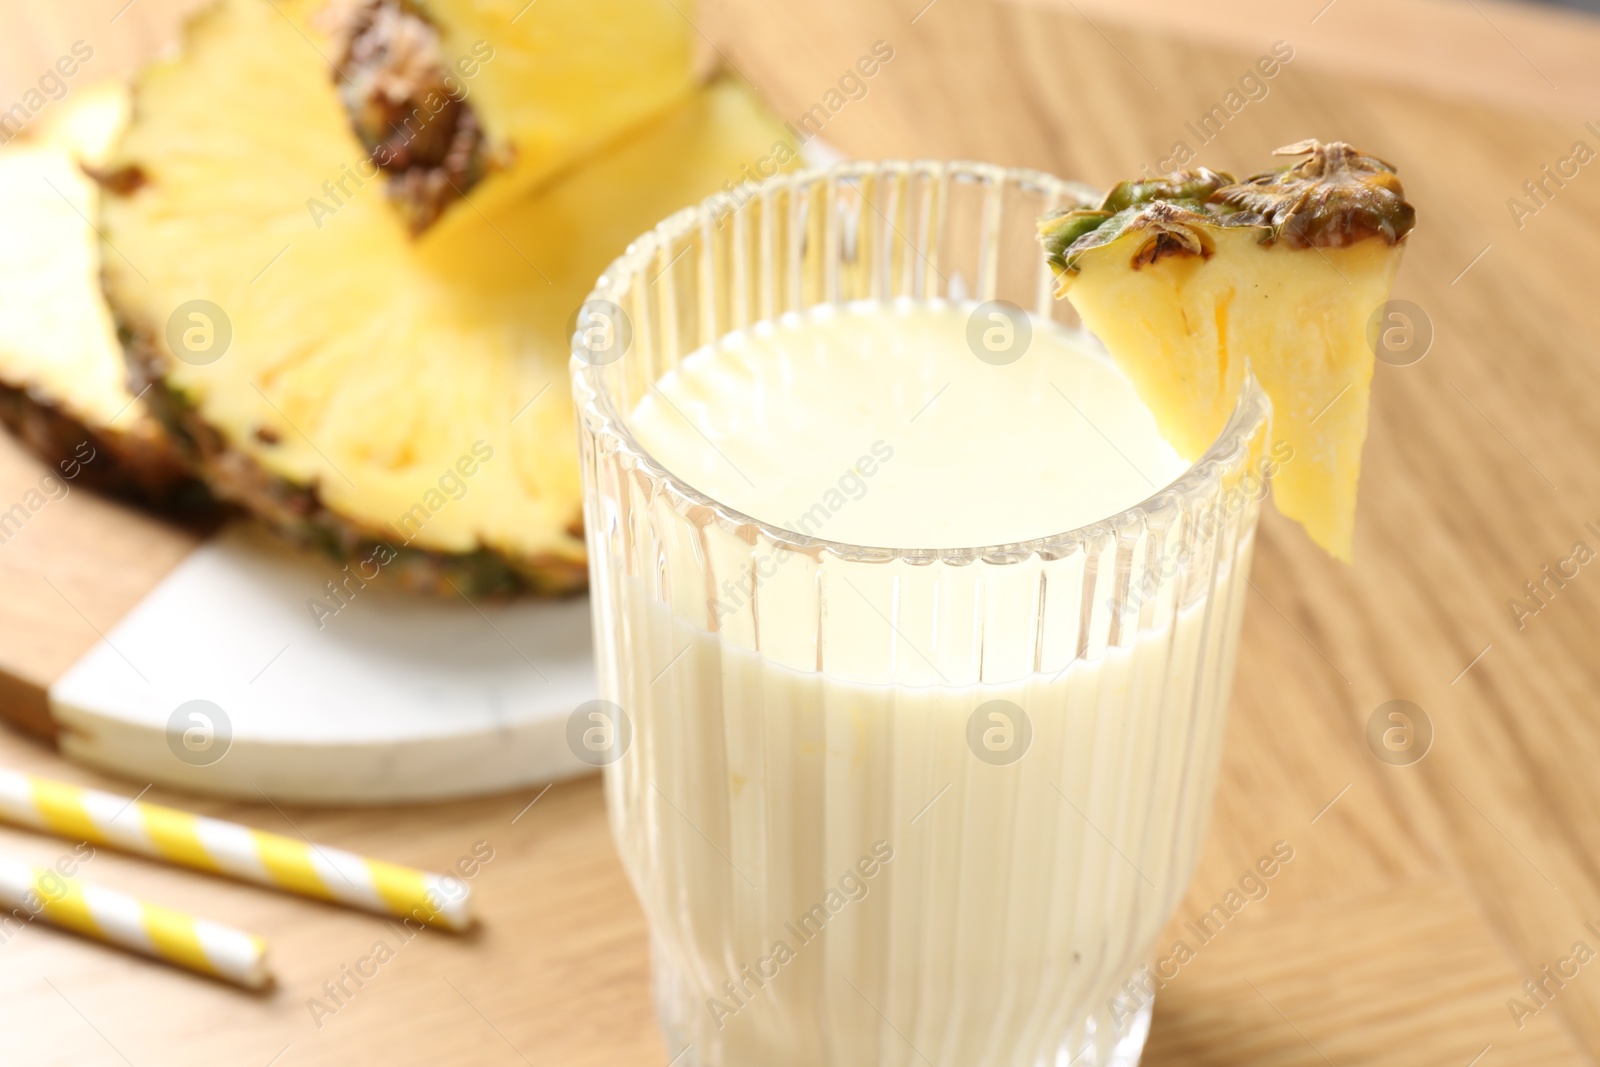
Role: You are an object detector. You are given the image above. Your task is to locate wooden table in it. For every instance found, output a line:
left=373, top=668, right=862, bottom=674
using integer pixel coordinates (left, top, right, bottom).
left=5, top=0, right=1600, bottom=1062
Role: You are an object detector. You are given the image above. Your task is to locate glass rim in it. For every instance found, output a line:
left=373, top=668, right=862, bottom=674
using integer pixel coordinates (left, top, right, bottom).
left=572, top=158, right=1272, bottom=565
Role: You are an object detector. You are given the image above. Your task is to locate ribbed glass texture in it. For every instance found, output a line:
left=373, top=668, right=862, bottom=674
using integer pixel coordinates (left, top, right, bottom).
left=572, top=161, right=1270, bottom=1067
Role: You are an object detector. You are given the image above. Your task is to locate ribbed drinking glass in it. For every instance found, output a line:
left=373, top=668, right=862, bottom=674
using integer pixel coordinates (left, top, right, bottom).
left=571, top=160, right=1270, bottom=1067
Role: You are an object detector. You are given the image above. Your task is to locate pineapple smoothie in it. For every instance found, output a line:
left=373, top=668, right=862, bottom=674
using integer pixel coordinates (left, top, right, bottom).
left=609, top=301, right=1250, bottom=1066
left=632, top=303, right=1188, bottom=545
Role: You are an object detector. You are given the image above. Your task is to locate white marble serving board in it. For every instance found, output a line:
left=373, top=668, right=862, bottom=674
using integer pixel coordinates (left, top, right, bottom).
left=50, top=524, right=595, bottom=805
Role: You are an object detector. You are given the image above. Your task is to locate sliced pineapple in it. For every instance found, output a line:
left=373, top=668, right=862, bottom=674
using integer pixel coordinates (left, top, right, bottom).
left=100, top=0, right=795, bottom=595
left=1040, top=142, right=1415, bottom=560
left=315, top=0, right=697, bottom=234
left=0, top=81, right=199, bottom=502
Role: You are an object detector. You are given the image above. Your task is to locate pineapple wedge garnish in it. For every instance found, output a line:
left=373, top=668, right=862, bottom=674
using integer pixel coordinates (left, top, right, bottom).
left=0, top=82, right=199, bottom=502
left=1040, top=141, right=1416, bottom=560
left=100, top=0, right=795, bottom=595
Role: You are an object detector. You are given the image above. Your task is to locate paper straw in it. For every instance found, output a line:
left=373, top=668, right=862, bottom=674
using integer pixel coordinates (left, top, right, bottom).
left=0, top=770, right=471, bottom=931
left=0, top=855, right=268, bottom=988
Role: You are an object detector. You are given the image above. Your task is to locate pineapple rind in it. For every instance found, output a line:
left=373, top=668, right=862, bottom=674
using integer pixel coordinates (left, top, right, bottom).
left=1215, top=140, right=1414, bottom=249
left=1045, top=142, right=1413, bottom=275
left=0, top=382, right=205, bottom=506
left=1039, top=168, right=1234, bottom=267
left=121, top=354, right=578, bottom=595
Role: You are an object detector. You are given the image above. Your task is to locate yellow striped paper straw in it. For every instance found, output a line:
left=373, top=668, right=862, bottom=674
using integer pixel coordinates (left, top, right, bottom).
left=0, top=770, right=471, bottom=931
left=0, top=855, right=268, bottom=988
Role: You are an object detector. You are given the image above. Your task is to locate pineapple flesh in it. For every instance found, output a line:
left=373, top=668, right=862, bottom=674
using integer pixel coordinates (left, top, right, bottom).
left=100, top=0, right=794, bottom=595
left=1040, top=142, right=1415, bottom=560
left=0, top=82, right=198, bottom=502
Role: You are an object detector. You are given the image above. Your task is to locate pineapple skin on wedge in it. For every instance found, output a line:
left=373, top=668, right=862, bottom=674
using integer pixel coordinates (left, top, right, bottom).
left=101, top=0, right=795, bottom=595
left=1042, top=143, right=1413, bottom=561
left=0, top=82, right=200, bottom=503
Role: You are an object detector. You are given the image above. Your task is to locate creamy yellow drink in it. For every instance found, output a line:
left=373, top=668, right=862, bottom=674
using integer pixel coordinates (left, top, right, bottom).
left=602, top=301, right=1255, bottom=1065
left=631, top=302, right=1186, bottom=546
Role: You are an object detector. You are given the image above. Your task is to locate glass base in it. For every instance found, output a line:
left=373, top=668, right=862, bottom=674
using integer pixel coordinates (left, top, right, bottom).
left=652, top=945, right=1154, bottom=1067
left=1065, top=994, right=1152, bottom=1067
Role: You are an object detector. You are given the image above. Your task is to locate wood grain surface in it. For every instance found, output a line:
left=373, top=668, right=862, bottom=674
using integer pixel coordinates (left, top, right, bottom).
left=4, top=0, right=1600, bottom=1063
